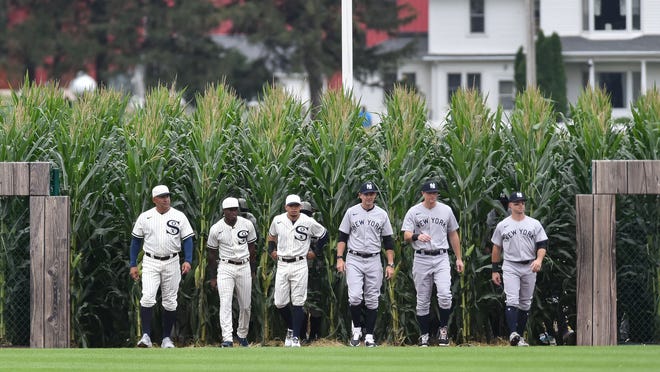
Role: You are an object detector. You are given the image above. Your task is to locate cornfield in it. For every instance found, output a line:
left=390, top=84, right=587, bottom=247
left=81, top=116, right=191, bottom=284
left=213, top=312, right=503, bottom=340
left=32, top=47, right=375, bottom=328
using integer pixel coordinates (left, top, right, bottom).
left=0, top=82, right=658, bottom=347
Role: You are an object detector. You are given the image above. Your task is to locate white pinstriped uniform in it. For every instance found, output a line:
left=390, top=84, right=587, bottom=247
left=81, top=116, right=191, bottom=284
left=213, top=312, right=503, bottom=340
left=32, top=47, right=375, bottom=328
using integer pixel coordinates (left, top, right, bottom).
left=207, top=216, right=257, bottom=343
left=269, top=213, right=326, bottom=308
left=132, top=207, right=194, bottom=311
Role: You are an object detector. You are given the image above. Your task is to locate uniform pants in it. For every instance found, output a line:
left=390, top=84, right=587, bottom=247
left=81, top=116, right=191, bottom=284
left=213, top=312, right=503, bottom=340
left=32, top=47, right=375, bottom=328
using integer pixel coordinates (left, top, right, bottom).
left=274, top=259, right=308, bottom=308
left=345, top=254, right=382, bottom=310
left=140, top=255, right=180, bottom=311
left=412, top=254, right=451, bottom=315
left=218, top=261, right=252, bottom=342
left=502, top=261, right=536, bottom=311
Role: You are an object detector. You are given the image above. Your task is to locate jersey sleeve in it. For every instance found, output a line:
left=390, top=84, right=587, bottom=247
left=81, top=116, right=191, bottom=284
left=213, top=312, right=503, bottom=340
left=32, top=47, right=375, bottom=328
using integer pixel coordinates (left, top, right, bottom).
left=338, top=209, right=351, bottom=234
left=179, top=213, right=195, bottom=240
left=310, top=219, right=327, bottom=239
left=247, top=219, right=258, bottom=243
left=381, top=212, right=394, bottom=236
left=535, top=221, right=549, bottom=245
left=131, top=213, right=145, bottom=238
left=447, top=209, right=459, bottom=232
left=268, top=216, right=278, bottom=237
left=400, top=208, right=415, bottom=233
left=491, top=223, right=503, bottom=246
left=207, top=224, right=219, bottom=249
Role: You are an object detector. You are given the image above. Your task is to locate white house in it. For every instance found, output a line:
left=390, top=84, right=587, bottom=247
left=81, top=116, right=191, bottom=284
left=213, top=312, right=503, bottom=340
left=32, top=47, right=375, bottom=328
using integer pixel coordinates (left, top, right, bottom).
left=395, top=0, right=660, bottom=123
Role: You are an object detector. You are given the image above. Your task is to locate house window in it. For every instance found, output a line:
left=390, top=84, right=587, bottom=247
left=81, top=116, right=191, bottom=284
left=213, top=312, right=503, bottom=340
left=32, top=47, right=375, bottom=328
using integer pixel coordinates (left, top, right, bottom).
left=401, top=72, right=417, bottom=86
left=598, top=72, right=626, bottom=108
left=448, top=73, right=461, bottom=103
left=499, top=81, right=515, bottom=110
left=584, top=0, right=641, bottom=31
left=470, top=0, right=485, bottom=33
left=467, top=73, right=481, bottom=92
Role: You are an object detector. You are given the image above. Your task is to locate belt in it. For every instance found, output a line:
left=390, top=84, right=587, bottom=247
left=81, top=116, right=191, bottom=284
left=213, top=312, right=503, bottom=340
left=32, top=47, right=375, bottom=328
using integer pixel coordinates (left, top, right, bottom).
left=220, top=258, right=249, bottom=265
left=278, top=256, right=305, bottom=263
left=145, top=252, right=178, bottom=260
left=348, top=249, right=380, bottom=258
left=510, top=259, right=532, bottom=265
left=415, top=249, right=447, bottom=256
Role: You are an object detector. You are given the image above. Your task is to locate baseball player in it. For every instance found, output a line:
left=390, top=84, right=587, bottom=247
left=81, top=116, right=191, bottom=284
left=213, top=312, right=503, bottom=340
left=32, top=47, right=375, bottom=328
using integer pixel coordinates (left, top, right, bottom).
left=299, top=201, right=323, bottom=342
left=268, top=194, right=328, bottom=347
left=491, top=191, right=548, bottom=346
left=336, top=181, right=395, bottom=347
left=129, top=185, right=194, bottom=349
left=207, top=197, right=257, bottom=347
left=401, top=180, right=463, bottom=347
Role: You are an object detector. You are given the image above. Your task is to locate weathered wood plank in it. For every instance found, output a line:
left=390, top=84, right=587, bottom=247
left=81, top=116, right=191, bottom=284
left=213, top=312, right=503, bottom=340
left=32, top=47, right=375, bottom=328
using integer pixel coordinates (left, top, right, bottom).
left=592, top=160, right=627, bottom=194
left=627, top=160, right=660, bottom=194
left=592, top=195, right=616, bottom=346
left=575, top=195, right=594, bottom=346
left=29, top=196, right=46, bottom=348
left=0, top=162, right=14, bottom=195
left=44, top=197, right=70, bottom=348
left=13, top=162, right=30, bottom=195
left=29, top=162, right=50, bottom=196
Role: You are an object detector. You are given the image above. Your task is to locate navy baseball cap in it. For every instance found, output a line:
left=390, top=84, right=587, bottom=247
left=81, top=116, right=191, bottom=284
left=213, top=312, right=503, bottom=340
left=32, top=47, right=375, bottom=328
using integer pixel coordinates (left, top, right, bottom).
left=359, top=181, right=379, bottom=194
left=421, top=180, right=440, bottom=193
left=509, top=191, right=527, bottom=202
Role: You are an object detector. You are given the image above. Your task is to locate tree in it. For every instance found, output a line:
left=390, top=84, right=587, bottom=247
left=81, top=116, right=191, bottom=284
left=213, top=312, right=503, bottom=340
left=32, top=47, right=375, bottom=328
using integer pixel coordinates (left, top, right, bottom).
left=218, top=0, right=417, bottom=111
left=513, top=31, right=568, bottom=116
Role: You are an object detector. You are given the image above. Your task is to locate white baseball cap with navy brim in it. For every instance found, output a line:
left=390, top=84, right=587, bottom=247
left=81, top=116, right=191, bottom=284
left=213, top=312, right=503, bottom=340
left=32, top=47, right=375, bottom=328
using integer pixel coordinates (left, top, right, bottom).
left=152, top=185, right=170, bottom=198
left=285, top=194, right=302, bottom=206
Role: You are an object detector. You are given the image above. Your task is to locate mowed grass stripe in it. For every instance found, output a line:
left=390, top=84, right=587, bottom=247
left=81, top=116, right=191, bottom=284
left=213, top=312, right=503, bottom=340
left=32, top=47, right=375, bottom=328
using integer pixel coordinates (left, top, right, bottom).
left=1, top=346, right=659, bottom=371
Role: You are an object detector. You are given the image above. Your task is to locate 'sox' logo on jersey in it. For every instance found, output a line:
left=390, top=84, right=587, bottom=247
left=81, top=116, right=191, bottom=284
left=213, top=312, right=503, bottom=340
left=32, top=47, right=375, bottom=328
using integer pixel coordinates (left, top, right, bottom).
left=166, top=220, right=181, bottom=235
left=237, top=230, right=249, bottom=244
left=294, top=226, right=309, bottom=241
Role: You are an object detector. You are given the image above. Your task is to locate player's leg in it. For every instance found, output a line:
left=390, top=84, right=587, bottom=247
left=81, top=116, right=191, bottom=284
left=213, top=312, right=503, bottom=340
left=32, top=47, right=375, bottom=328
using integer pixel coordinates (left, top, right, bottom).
left=345, top=257, right=365, bottom=345
left=235, top=263, right=252, bottom=343
left=289, top=260, right=309, bottom=344
left=138, top=257, right=160, bottom=347
left=517, top=268, right=537, bottom=336
left=502, top=261, right=523, bottom=345
left=274, top=263, right=293, bottom=346
left=433, top=256, right=452, bottom=346
left=362, top=257, right=383, bottom=346
left=160, top=257, right=182, bottom=346
left=412, top=257, right=434, bottom=338
left=218, top=262, right=236, bottom=344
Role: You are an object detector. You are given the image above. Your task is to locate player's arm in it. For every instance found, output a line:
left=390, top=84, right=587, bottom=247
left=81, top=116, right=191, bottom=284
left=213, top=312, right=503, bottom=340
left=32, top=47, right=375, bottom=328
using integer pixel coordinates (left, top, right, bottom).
left=248, top=241, right=257, bottom=275
left=129, top=236, right=143, bottom=281
left=181, top=236, right=193, bottom=274
left=531, top=240, right=548, bottom=273
left=448, top=230, right=464, bottom=273
left=310, top=231, right=328, bottom=258
left=336, top=231, right=349, bottom=273
left=383, top=235, right=395, bottom=279
left=207, top=247, right=219, bottom=289
left=267, top=234, right=278, bottom=260
left=491, top=243, right=503, bottom=286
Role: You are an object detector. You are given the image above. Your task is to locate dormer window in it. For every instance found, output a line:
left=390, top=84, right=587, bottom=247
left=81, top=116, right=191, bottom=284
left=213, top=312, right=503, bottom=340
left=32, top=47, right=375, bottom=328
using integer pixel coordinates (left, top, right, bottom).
left=583, top=0, right=641, bottom=31
left=470, top=0, right=485, bottom=33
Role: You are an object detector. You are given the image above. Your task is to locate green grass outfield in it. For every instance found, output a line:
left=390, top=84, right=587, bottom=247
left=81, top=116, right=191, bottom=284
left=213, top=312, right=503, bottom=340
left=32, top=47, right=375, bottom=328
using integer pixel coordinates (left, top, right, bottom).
left=1, top=345, right=659, bottom=371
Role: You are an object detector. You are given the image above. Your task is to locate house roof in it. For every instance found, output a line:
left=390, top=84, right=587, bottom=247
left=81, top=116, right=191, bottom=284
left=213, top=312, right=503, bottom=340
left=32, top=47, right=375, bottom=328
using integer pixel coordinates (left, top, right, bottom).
left=560, top=35, right=660, bottom=55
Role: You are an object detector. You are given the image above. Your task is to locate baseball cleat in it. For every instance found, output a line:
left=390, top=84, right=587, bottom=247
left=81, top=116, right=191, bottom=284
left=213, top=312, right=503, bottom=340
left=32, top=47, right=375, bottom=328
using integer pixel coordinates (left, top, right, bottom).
left=291, top=337, right=301, bottom=348
left=438, top=327, right=449, bottom=346
left=160, top=337, right=175, bottom=348
left=350, top=327, right=362, bottom=347
left=509, top=332, right=521, bottom=346
left=284, top=329, right=293, bottom=347
left=238, top=337, right=249, bottom=347
left=563, top=329, right=577, bottom=345
left=518, top=337, right=529, bottom=346
left=364, top=334, right=376, bottom=347
left=418, top=333, right=429, bottom=347
left=221, top=341, right=233, bottom=348
left=137, top=333, right=152, bottom=348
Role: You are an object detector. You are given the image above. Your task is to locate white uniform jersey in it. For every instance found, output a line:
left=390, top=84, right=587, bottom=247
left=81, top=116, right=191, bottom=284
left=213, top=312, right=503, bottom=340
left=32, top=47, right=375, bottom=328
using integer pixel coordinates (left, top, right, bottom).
left=491, top=215, right=548, bottom=262
left=339, top=204, right=394, bottom=254
left=401, top=202, right=458, bottom=250
left=207, top=216, right=257, bottom=260
left=132, top=207, right=194, bottom=255
left=268, top=213, right=326, bottom=257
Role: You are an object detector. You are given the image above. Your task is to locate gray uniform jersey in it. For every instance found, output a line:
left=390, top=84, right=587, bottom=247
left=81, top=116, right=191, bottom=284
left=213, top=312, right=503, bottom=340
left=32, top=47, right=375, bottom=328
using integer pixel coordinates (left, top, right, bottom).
left=207, top=216, right=257, bottom=260
left=339, top=204, right=394, bottom=253
left=401, top=202, right=459, bottom=249
left=491, top=215, right=547, bottom=262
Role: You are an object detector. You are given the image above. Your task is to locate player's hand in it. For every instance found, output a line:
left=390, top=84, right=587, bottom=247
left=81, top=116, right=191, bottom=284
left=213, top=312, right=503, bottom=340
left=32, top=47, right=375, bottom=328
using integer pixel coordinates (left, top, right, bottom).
left=492, top=272, right=502, bottom=286
left=336, top=259, right=345, bottom=273
left=417, top=233, right=432, bottom=242
left=306, top=251, right=316, bottom=260
left=129, top=266, right=140, bottom=281
left=209, top=278, right=217, bottom=290
left=531, top=259, right=542, bottom=273
left=270, top=251, right=278, bottom=261
left=455, top=258, right=464, bottom=273
left=385, top=265, right=394, bottom=280
left=181, top=261, right=191, bottom=275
